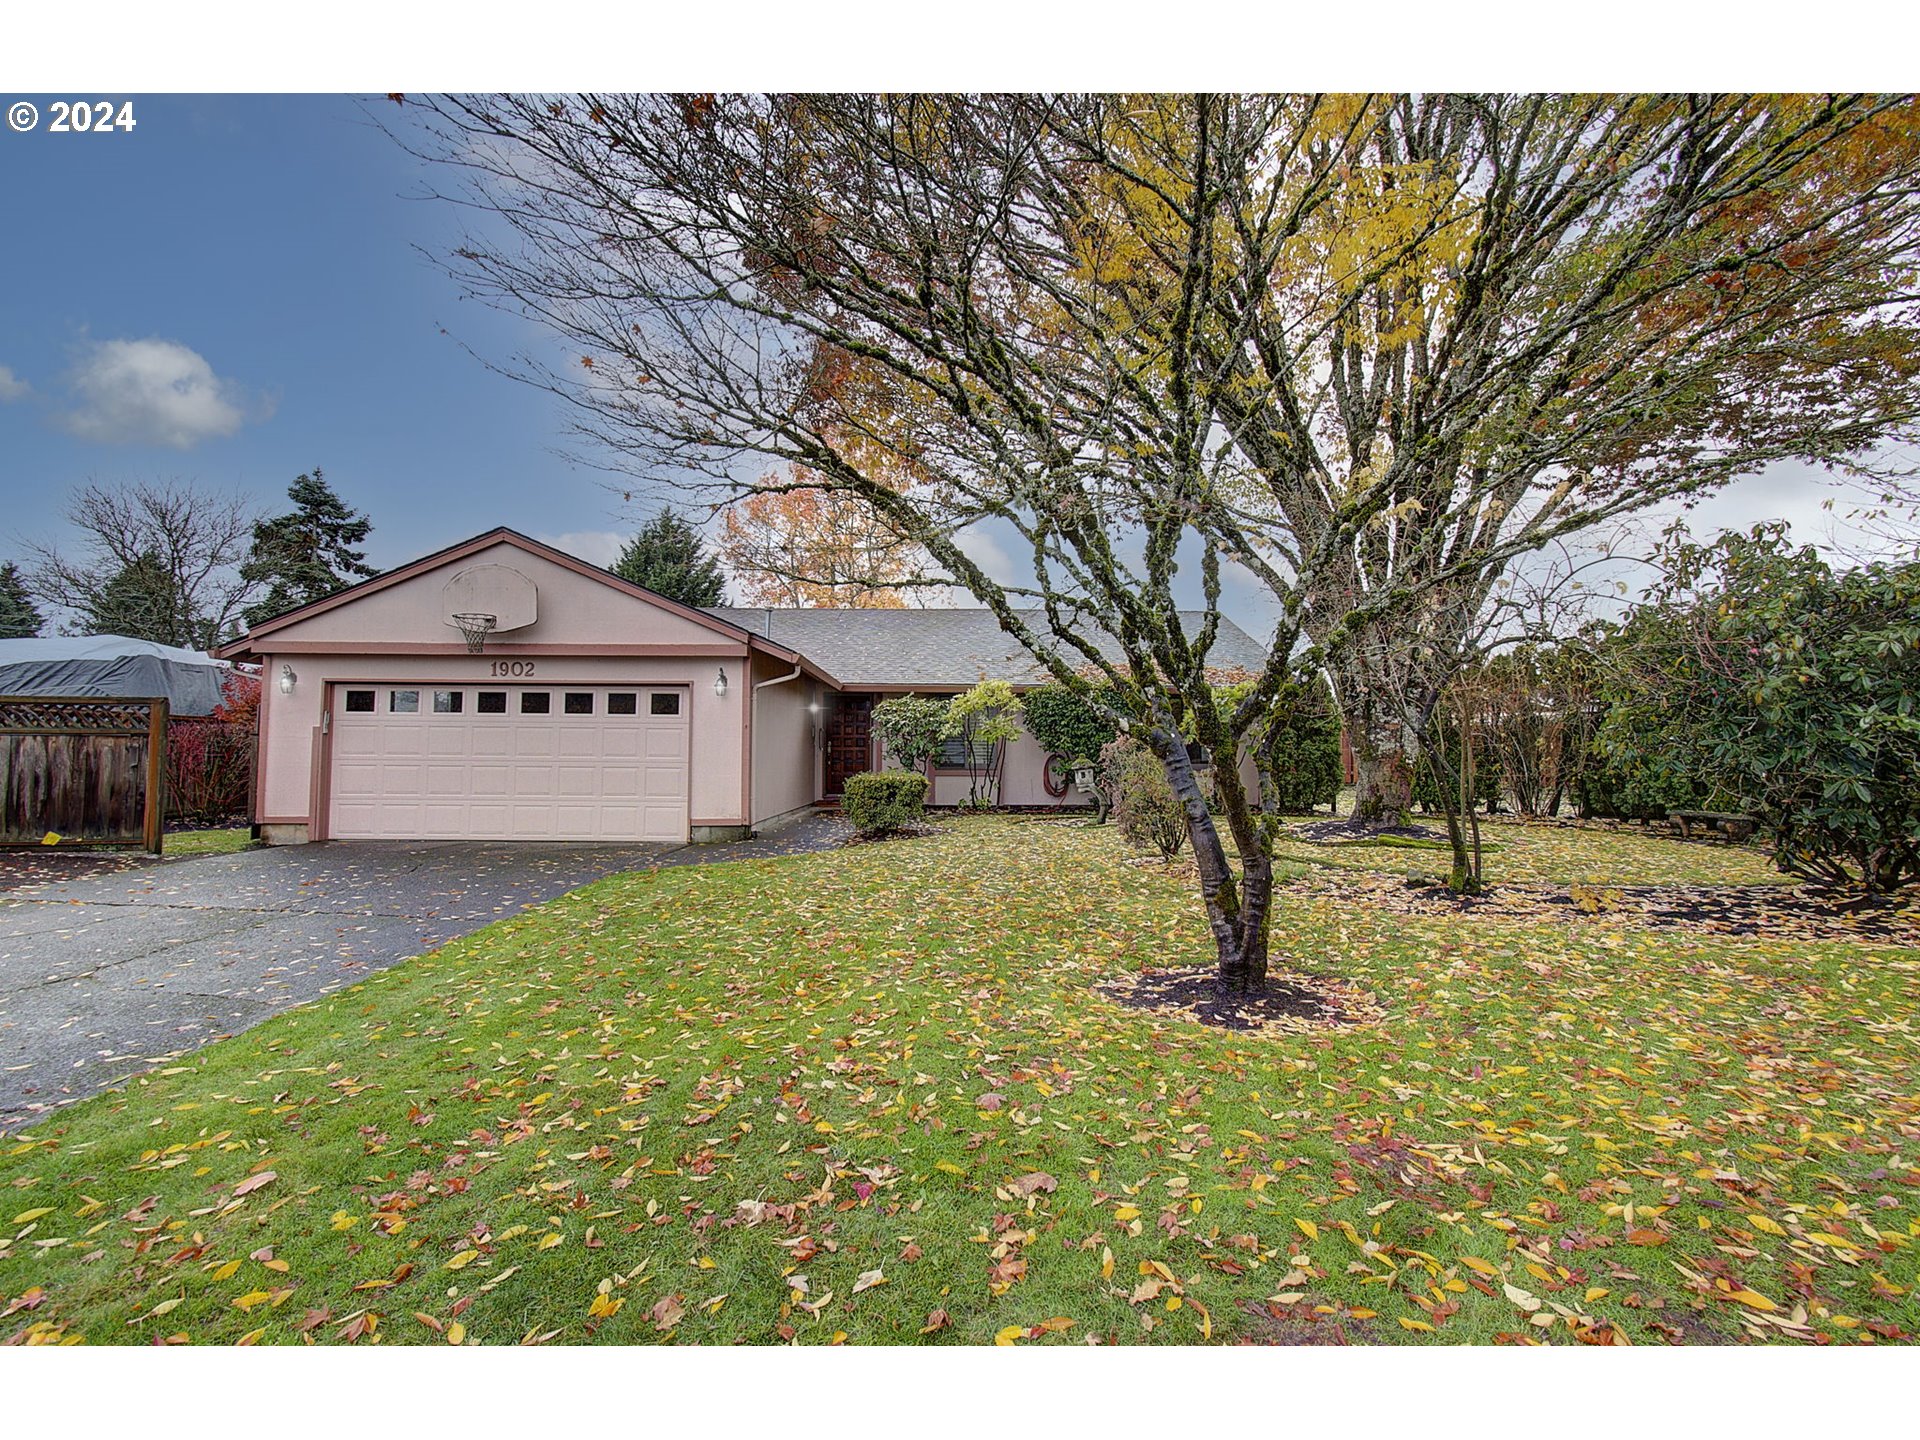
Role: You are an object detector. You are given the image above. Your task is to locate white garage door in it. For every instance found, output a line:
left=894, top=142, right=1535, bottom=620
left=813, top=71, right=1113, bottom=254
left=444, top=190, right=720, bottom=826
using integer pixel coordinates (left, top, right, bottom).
left=328, top=684, right=690, bottom=842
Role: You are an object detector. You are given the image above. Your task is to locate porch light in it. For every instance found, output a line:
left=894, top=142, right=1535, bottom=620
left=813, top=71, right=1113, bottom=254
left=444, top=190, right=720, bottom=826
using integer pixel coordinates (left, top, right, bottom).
left=278, top=664, right=297, bottom=695
left=714, top=666, right=729, bottom=699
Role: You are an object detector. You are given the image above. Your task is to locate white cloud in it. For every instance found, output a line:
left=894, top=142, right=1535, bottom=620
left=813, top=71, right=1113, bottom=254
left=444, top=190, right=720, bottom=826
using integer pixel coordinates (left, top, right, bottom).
left=538, top=529, right=628, bottom=568
left=56, top=338, right=253, bottom=448
left=0, top=365, right=28, bottom=402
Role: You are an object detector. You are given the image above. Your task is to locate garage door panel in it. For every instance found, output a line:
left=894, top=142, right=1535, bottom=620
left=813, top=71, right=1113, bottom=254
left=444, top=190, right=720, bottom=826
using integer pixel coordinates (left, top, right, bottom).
left=469, top=766, right=512, bottom=797
left=329, top=685, right=690, bottom=842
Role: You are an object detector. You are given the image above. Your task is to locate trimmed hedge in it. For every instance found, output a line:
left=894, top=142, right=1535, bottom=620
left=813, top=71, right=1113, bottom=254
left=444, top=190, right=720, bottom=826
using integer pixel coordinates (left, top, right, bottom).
left=842, top=770, right=929, bottom=836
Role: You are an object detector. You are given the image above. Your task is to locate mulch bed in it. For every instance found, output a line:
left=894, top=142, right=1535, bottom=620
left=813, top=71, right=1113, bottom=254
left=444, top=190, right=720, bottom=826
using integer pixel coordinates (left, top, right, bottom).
left=1287, top=816, right=1448, bottom=844
left=1308, top=869, right=1918, bottom=941
left=1098, top=964, right=1381, bottom=1034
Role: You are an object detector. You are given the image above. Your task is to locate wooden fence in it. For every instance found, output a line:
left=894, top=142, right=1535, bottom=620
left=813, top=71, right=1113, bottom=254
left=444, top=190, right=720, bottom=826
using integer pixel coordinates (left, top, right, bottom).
left=0, top=696, right=168, bottom=853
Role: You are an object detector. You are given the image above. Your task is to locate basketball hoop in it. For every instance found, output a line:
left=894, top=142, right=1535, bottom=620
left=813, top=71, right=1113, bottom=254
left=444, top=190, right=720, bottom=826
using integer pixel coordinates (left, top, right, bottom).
left=452, top=612, right=498, bottom=654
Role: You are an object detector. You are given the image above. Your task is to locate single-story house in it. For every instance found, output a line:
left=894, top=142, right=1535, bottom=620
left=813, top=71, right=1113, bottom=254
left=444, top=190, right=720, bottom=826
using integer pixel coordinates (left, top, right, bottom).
left=213, top=528, right=1269, bottom=845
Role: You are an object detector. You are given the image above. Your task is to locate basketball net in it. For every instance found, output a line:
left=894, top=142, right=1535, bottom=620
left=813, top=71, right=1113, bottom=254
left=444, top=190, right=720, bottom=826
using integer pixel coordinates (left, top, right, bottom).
left=452, top=612, right=498, bottom=654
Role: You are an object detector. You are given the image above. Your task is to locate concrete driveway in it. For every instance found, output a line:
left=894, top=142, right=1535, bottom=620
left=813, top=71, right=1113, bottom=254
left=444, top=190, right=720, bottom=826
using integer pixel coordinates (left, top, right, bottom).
left=0, top=819, right=845, bottom=1126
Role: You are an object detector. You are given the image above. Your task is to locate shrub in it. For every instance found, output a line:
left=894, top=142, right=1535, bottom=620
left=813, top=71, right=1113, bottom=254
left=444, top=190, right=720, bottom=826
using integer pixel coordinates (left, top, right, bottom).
left=842, top=770, right=929, bottom=837
left=1020, top=682, right=1119, bottom=765
left=164, top=669, right=260, bottom=825
left=872, top=695, right=947, bottom=771
left=1108, top=739, right=1188, bottom=861
left=165, top=719, right=253, bottom=824
left=1596, top=525, right=1920, bottom=891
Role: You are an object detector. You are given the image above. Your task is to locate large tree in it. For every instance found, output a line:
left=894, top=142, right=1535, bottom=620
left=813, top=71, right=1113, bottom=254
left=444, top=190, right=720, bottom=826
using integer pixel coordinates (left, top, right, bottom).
left=610, top=508, right=727, bottom=606
left=0, top=562, right=43, bottom=639
left=28, top=479, right=262, bottom=649
left=718, top=471, right=930, bottom=607
left=241, top=468, right=377, bottom=627
left=398, top=93, right=1920, bottom=987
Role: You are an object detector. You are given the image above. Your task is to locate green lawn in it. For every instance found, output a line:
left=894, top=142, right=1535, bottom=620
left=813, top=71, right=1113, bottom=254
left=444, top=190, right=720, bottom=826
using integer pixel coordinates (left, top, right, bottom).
left=2, top=817, right=1915, bottom=1345
left=165, top=827, right=256, bottom=857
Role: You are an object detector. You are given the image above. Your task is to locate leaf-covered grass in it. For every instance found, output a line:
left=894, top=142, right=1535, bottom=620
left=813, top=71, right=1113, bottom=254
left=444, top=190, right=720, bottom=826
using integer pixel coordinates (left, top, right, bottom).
left=2, top=817, right=1914, bottom=1346
left=164, top=827, right=256, bottom=857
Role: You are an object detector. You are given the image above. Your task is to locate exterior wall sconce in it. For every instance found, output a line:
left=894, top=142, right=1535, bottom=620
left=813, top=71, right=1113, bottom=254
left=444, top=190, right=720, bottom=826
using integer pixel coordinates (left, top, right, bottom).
left=279, top=663, right=297, bottom=695
left=714, top=666, right=729, bottom=699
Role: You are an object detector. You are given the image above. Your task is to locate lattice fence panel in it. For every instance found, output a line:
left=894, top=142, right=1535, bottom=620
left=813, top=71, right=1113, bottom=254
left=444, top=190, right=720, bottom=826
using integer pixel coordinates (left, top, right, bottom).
left=0, top=695, right=167, bottom=849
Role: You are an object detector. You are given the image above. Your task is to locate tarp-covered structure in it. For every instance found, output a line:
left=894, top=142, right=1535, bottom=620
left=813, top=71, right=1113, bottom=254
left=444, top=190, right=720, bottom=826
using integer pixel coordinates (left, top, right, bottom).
left=0, top=635, right=236, bottom=716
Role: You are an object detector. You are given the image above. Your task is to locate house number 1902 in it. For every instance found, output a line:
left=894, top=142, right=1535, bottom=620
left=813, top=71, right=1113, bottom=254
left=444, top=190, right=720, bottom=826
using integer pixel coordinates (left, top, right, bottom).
left=489, top=660, right=535, bottom=677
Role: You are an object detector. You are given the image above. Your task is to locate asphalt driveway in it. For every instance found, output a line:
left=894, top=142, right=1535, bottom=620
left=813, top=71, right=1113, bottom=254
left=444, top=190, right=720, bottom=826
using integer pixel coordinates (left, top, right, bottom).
left=0, top=817, right=847, bottom=1126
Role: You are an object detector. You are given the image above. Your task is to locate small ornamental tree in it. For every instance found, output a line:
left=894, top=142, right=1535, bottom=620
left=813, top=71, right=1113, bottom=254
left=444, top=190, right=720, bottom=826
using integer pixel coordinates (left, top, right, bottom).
left=872, top=695, right=946, bottom=772
left=940, top=680, right=1020, bottom=807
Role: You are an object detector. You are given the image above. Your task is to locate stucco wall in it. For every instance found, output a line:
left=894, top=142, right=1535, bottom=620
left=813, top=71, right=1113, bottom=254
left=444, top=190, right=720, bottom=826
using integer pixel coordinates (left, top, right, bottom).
left=259, top=540, right=729, bottom=651
left=750, top=655, right=819, bottom=825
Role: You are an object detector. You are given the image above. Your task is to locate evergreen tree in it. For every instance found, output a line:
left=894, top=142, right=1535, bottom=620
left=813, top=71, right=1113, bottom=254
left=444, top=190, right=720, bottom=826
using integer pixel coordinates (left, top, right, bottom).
left=0, top=562, right=43, bottom=639
left=81, top=551, right=190, bottom=644
left=241, top=468, right=377, bottom=627
left=610, top=510, right=726, bottom=607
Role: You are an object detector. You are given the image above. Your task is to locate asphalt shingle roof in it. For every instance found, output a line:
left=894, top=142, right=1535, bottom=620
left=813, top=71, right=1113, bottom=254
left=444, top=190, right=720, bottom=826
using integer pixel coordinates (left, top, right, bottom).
left=707, top=607, right=1270, bottom=687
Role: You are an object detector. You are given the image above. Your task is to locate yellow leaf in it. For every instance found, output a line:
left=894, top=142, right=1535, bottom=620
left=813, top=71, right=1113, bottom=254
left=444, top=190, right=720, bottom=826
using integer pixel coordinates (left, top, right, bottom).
left=1460, top=1256, right=1501, bottom=1277
left=993, top=1325, right=1024, bottom=1346
left=934, top=1161, right=966, bottom=1176
left=445, top=1250, right=479, bottom=1270
left=231, top=1290, right=274, bottom=1311
left=537, top=1233, right=563, bottom=1250
left=210, top=1260, right=241, bottom=1282
left=1294, top=1219, right=1319, bottom=1241
left=1399, top=1317, right=1435, bottom=1332
left=1100, top=1246, right=1114, bottom=1280
left=149, top=1298, right=183, bottom=1317
left=330, top=1211, right=357, bottom=1231
left=11, top=1208, right=53, bottom=1225
left=447, top=1322, right=465, bottom=1345
left=1586, top=1287, right=1611, bottom=1303
left=237, top=1327, right=267, bottom=1345
left=1746, top=1214, right=1786, bottom=1236
left=1725, top=1288, right=1777, bottom=1311
left=1113, top=1205, right=1141, bottom=1222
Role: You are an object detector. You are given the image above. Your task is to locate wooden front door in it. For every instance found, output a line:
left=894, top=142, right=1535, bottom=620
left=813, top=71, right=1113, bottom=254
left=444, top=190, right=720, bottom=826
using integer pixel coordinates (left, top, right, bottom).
left=824, top=695, right=874, bottom=797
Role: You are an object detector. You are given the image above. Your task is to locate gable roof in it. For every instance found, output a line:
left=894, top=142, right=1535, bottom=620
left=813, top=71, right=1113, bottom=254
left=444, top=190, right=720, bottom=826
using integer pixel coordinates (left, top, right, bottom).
left=213, top=528, right=832, bottom=680
left=707, top=607, right=1270, bottom=688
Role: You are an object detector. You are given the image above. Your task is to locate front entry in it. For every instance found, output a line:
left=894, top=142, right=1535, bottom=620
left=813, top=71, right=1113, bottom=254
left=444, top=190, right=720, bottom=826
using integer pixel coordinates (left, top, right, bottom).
left=823, top=695, right=874, bottom=797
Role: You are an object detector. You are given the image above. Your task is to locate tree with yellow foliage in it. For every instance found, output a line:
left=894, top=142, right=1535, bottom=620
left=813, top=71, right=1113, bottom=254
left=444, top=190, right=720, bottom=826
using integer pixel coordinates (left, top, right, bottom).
left=398, top=93, right=1920, bottom=985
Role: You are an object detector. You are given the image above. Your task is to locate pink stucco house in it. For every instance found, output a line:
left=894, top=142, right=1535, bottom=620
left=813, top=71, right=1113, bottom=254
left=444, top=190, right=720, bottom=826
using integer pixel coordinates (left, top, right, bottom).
left=215, top=528, right=1267, bottom=845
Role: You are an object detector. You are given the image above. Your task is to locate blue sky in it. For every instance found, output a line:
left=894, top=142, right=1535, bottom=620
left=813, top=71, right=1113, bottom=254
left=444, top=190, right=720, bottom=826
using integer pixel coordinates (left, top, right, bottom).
left=0, top=95, right=644, bottom=590
left=0, top=92, right=1886, bottom=644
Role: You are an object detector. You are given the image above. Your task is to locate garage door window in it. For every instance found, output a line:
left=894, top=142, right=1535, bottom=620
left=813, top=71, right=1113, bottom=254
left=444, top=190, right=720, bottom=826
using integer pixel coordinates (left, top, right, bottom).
left=650, top=693, right=681, bottom=716
left=564, top=692, right=594, bottom=715
left=390, top=689, right=420, bottom=713
left=344, top=689, right=375, bottom=713
left=520, top=692, right=551, bottom=714
left=477, top=691, right=507, bottom=714
left=607, top=692, right=637, bottom=715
